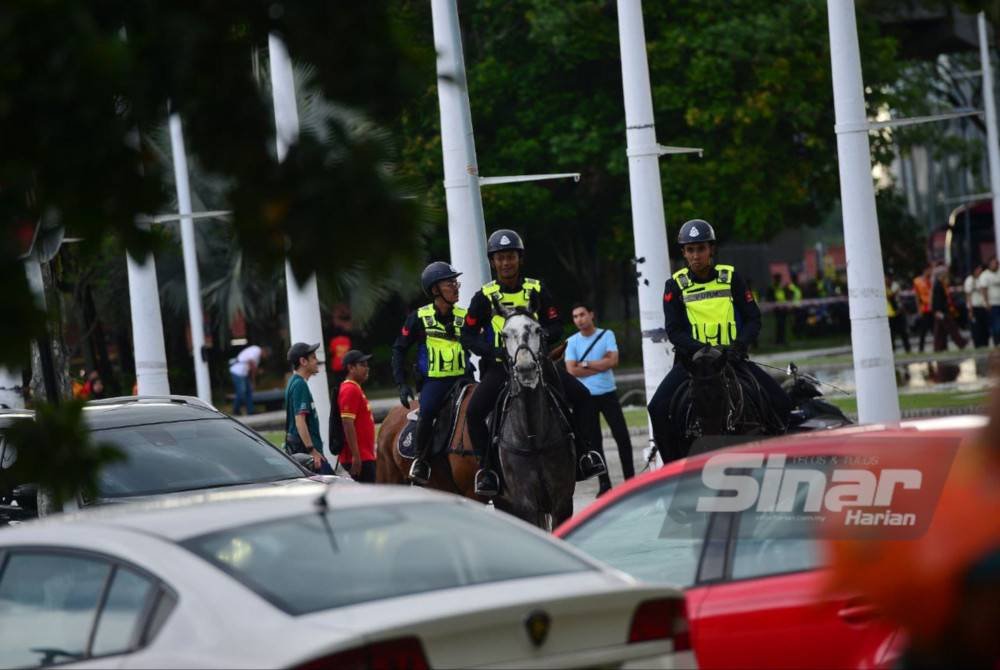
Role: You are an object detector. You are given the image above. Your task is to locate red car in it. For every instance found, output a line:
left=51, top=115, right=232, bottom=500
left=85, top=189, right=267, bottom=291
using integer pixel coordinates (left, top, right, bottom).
left=555, top=416, right=985, bottom=669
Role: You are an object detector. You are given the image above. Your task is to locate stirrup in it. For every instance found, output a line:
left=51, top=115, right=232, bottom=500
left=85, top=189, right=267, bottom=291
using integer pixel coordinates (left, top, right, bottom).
left=408, top=458, right=431, bottom=486
left=578, top=451, right=607, bottom=479
left=474, top=468, right=500, bottom=497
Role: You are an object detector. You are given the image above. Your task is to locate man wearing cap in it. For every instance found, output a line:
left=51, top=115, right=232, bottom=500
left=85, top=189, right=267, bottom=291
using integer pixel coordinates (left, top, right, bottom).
left=285, top=342, right=332, bottom=474
left=392, top=261, right=472, bottom=485
left=647, top=219, right=793, bottom=463
left=463, top=229, right=606, bottom=497
left=338, top=349, right=376, bottom=482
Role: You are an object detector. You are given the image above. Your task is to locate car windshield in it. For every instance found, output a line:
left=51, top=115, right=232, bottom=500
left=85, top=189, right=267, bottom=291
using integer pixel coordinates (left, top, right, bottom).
left=183, top=502, right=592, bottom=615
left=94, top=419, right=304, bottom=498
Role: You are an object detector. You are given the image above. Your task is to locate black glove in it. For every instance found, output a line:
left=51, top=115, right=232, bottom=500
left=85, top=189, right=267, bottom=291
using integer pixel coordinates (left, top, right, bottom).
left=398, top=384, right=415, bottom=408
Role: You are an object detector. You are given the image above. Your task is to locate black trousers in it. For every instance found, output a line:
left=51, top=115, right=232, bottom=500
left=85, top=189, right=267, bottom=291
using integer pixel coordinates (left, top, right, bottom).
left=774, top=309, right=787, bottom=345
left=914, top=312, right=933, bottom=352
left=971, top=307, right=991, bottom=348
left=588, top=391, right=634, bottom=485
left=647, top=358, right=793, bottom=463
left=414, top=377, right=461, bottom=458
left=889, top=314, right=911, bottom=353
left=467, top=360, right=597, bottom=467
left=347, top=460, right=376, bottom=483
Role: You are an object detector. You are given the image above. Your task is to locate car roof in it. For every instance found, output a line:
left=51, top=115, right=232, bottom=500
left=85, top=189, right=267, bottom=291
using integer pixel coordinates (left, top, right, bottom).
left=556, top=415, right=988, bottom=536
left=0, top=485, right=466, bottom=544
left=0, top=396, right=225, bottom=431
left=82, top=396, right=225, bottom=430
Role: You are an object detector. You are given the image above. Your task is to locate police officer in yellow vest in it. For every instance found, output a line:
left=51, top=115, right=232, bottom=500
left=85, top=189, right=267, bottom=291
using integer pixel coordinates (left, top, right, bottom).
left=391, top=262, right=471, bottom=484
left=647, top=219, right=794, bottom=462
left=463, top=229, right=606, bottom=497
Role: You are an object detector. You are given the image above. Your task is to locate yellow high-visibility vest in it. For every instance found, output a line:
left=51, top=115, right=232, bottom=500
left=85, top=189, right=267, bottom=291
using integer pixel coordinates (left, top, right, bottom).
left=482, top=278, right=541, bottom=349
left=417, top=303, right=467, bottom=378
left=674, top=264, right=737, bottom=346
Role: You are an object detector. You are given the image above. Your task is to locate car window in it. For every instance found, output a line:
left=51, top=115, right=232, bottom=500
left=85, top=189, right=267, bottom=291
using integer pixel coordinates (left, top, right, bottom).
left=184, top=502, right=592, bottom=615
left=561, top=474, right=711, bottom=588
left=730, top=464, right=825, bottom=580
left=95, top=419, right=303, bottom=497
left=0, top=552, right=110, bottom=668
left=91, top=567, right=156, bottom=656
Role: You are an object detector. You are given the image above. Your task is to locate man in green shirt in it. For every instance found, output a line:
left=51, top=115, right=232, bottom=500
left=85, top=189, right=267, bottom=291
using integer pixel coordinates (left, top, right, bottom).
left=285, top=342, right=332, bottom=474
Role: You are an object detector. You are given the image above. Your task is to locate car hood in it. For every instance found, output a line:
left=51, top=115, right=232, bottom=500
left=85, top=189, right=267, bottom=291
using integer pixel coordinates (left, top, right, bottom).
left=91, top=475, right=343, bottom=506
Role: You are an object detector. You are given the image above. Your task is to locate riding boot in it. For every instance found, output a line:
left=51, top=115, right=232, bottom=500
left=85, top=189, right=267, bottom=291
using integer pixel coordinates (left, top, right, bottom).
left=407, top=414, right=435, bottom=485
left=474, top=431, right=501, bottom=497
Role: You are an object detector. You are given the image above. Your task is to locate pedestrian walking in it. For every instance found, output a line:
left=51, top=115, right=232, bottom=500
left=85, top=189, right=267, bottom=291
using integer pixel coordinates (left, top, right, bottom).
left=932, top=266, right=967, bottom=352
left=886, top=274, right=911, bottom=353
left=284, top=342, right=333, bottom=474
left=913, top=265, right=934, bottom=352
left=230, top=343, right=267, bottom=415
left=980, top=256, right=1000, bottom=346
left=965, top=265, right=990, bottom=348
left=565, top=303, right=634, bottom=496
left=338, top=349, right=376, bottom=483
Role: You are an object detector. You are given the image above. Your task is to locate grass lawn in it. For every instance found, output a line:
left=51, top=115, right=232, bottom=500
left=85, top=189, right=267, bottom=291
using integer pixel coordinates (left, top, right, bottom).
left=824, top=390, right=988, bottom=415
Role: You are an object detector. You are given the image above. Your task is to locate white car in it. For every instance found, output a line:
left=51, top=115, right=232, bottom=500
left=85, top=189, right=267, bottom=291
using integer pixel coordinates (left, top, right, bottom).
left=0, top=485, right=696, bottom=669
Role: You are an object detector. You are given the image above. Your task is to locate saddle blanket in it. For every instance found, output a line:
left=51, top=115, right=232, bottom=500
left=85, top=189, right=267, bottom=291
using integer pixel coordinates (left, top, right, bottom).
left=396, top=412, right=420, bottom=460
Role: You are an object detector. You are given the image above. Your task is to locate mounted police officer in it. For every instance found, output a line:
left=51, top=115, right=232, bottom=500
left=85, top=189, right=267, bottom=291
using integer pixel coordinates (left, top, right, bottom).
left=391, top=261, right=471, bottom=484
left=647, top=219, right=794, bottom=461
left=463, top=229, right=607, bottom=497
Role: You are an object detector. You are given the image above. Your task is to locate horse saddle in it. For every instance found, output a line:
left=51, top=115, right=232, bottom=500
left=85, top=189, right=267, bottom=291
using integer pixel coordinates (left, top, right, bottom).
left=396, top=380, right=476, bottom=460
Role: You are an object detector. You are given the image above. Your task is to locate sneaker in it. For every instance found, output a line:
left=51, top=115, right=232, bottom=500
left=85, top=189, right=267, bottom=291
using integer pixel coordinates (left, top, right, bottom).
left=408, top=458, right=431, bottom=486
left=578, top=451, right=607, bottom=480
left=474, top=468, right=500, bottom=497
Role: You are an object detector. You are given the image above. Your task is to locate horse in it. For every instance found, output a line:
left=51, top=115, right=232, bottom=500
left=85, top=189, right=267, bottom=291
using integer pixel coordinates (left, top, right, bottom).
left=664, top=347, right=851, bottom=461
left=490, top=307, right=576, bottom=530
left=375, top=384, right=481, bottom=501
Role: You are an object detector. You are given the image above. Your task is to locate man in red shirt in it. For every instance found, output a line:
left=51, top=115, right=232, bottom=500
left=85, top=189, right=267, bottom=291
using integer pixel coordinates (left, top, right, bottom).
left=338, top=349, right=376, bottom=482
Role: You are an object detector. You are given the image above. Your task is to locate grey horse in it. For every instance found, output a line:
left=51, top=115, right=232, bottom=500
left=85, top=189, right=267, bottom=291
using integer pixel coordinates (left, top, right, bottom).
left=492, top=308, right=576, bottom=530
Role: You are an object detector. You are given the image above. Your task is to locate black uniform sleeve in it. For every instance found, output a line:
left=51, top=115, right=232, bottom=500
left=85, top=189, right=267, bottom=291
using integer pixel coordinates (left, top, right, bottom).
left=731, top=271, right=762, bottom=346
left=390, top=312, right=422, bottom=385
left=663, top=278, right=703, bottom=358
left=460, top=291, right=493, bottom=358
left=536, top=283, right=564, bottom=343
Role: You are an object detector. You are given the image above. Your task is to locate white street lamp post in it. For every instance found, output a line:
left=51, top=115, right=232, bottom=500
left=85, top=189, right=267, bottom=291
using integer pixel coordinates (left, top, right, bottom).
left=616, top=0, right=675, bottom=453
left=126, top=245, right=171, bottom=395
left=431, top=0, right=490, bottom=299
left=268, top=33, right=331, bottom=448
left=169, top=113, right=212, bottom=404
left=978, top=13, right=1000, bottom=250
left=826, top=0, right=900, bottom=423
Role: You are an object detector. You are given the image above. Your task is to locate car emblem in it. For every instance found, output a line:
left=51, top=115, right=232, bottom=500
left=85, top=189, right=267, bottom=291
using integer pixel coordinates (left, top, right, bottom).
left=524, top=610, right=551, bottom=648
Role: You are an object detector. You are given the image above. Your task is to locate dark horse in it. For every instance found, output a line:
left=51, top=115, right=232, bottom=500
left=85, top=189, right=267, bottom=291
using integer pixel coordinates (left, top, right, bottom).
left=663, top=347, right=851, bottom=461
left=489, top=307, right=576, bottom=530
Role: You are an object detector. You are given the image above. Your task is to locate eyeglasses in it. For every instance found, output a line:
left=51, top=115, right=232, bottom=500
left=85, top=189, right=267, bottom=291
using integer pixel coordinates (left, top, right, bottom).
left=441, top=279, right=461, bottom=288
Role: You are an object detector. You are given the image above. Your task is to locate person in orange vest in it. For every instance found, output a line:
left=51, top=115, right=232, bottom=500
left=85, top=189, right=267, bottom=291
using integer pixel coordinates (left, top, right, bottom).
left=912, top=265, right=934, bottom=353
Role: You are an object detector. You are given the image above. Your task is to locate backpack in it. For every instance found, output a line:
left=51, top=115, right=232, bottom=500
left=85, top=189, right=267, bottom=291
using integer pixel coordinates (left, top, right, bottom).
left=327, top=381, right=344, bottom=455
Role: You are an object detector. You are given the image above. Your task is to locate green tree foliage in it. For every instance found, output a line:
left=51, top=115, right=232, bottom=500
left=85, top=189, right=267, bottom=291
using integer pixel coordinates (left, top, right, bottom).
left=394, top=0, right=901, bottom=307
left=0, top=2, right=429, bottom=504
left=1, top=1, right=431, bottom=369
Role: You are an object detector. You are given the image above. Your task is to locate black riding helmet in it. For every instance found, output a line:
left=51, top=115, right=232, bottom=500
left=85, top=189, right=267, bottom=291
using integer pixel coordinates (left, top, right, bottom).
left=487, top=229, right=525, bottom=256
left=677, top=219, right=717, bottom=246
left=420, top=261, right=462, bottom=297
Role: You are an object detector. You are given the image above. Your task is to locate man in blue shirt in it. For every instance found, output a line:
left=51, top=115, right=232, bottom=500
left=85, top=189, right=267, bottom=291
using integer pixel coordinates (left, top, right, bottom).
left=565, top=303, right=634, bottom=496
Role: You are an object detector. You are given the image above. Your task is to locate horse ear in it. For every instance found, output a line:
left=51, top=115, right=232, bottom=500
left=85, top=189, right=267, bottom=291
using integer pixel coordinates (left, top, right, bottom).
left=529, top=290, right=540, bottom=316
left=490, top=293, right=512, bottom=318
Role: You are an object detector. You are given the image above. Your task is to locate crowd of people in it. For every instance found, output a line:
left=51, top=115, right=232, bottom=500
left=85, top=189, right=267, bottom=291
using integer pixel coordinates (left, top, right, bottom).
left=900, top=258, right=1000, bottom=353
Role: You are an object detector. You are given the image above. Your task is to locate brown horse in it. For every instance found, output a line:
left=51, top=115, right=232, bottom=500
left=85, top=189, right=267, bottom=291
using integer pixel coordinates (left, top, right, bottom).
left=375, top=384, right=482, bottom=501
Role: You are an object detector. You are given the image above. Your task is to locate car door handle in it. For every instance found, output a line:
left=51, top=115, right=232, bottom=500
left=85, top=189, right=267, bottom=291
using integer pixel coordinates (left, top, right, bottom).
left=837, top=599, right=879, bottom=625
